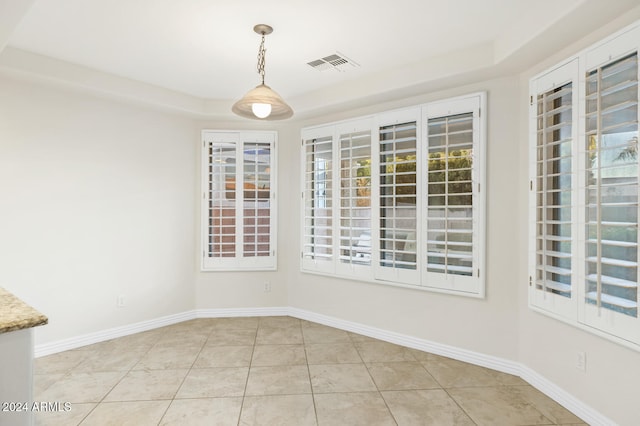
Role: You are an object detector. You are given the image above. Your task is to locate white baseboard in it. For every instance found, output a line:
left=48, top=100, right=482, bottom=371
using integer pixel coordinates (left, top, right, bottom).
left=519, top=365, right=614, bottom=426
left=287, top=307, right=613, bottom=426
left=34, top=311, right=197, bottom=357
left=34, top=306, right=613, bottom=425
left=195, top=306, right=289, bottom=318
left=288, top=307, right=520, bottom=375
left=34, top=307, right=288, bottom=358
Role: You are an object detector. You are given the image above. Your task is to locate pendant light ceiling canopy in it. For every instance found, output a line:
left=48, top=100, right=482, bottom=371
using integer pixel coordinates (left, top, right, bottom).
left=232, top=24, right=293, bottom=120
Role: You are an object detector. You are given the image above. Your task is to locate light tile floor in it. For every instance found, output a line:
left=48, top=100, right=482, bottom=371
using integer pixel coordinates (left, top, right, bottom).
left=33, top=316, right=587, bottom=425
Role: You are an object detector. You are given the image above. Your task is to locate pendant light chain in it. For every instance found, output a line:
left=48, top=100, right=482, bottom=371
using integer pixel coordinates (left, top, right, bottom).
left=231, top=24, right=293, bottom=120
left=257, top=33, right=266, bottom=85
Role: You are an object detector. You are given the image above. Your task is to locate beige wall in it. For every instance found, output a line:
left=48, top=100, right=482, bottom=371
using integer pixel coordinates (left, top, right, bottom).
left=0, top=76, right=197, bottom=344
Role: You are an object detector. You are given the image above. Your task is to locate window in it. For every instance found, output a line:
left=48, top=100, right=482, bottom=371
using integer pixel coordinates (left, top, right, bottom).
left=301, top=120, right=373, bottom=276
left=202, top=130, right=276, bottom=270
left=301, top=94, right=485, bottom=296
left=426, top=113, right=475, bottom=276
left=424, top=96, right=485, bottom=294
left=375, top=110, right=420, bottom=285
left=337, top=120, right=373, bottom=275
left=378, top=118, right=418, bottom=279
left=302, top=128, right=334, bottom=273
left=530, top=21, right=640, bottom=347
left=529, top=59, right=578, bottom=319
left=581, top=45, right=639, bottom=343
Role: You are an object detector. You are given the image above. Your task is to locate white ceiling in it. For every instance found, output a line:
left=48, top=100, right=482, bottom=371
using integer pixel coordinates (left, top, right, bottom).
left=0, top=0, right=638, bottom=119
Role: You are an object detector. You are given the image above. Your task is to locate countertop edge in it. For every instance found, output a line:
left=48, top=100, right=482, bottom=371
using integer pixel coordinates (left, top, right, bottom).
left=0, top=287, right=48, bottom=334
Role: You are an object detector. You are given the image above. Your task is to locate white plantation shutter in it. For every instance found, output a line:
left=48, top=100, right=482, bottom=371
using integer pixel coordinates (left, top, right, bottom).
left=536, top=85, right=573, bottom=294
left=336, top=120, right=373, bottom=276
left=579, top=31, right=640, bottom=343
left=379, top=122, right=418, bottom=269
left=529, top=22, right=640, bottom=349
left=426, top=114, right=474, bottom=275
left=424, top=95, right=485, bottom=294
left=202, top=131, right=276, bottom=271
left=375, top=109, right=420, bottom=285
left=529, top=60, right=578, bottom=319
left=242, top=141, right=273, bottom=258
left=206, top=133, right=238, bottom=259
left=300, top=95, right=485, bottom=296
left=302, top=127, right=335, bottom=273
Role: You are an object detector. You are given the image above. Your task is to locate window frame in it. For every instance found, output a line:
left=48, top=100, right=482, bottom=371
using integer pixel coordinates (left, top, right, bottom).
left=529, top=58, right=580, bottom=321
left=529, top=20, right=640, bottom=349
left=335, top=118, right=375, bottom=278
left=301, top=125, right=338, bottom=275
left=374, top=107, right=422, bottom=286
left=579, top=29, right=640, bottom=344
left=201, top=130, right=277, bottom=271
left=423, top=96, right=486, bottom=295
left=300, top=93, right=486, bottom=297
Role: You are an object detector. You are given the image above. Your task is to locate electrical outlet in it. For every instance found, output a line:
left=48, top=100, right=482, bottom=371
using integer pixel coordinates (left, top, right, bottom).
left=264, top=281, right=271, bottom=293
left=117, top=294, right=126, bottom=308
left=576, top=351, right=586, bottom=372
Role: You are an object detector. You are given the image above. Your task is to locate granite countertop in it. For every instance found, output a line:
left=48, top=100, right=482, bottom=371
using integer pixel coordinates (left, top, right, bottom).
left=0, top=287, right=48, bottom=334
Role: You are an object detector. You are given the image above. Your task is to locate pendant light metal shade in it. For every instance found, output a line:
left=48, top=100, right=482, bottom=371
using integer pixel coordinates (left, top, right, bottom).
left=232, top=83, right=293, bottom=120
left=232, top=24, right=293, bottom=120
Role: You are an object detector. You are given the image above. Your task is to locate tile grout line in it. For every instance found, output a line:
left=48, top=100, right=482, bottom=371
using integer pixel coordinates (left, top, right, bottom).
left=34, top=350, right=96, bottom=425
left=77, top=329, right=166, bottom=425
left=439, top=386, right=480, bottom=426
left=302, top=321, right=321, bottom=426
left=155, top=323, right=214, bottom=425
left=416, top=356, right=481, bottom=426
left=352, top=332, right=400, bottom=426
left=236, top=324, right=259, bottom=426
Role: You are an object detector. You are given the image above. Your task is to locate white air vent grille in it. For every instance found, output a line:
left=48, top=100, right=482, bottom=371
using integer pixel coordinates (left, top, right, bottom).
left=307, top=52, right=359, bottom=72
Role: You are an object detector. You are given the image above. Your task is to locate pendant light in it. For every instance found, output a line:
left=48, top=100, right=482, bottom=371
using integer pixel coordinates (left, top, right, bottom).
left=232, top=24, right=293, bottom=120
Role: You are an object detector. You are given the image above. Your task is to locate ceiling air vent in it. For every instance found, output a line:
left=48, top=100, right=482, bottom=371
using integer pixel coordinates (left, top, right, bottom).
left=307, top=52, right=359, bottom=72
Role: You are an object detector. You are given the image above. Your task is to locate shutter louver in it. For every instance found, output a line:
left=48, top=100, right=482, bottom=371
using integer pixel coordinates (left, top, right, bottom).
left=242, top=142, right=272, bottom=258
left=535, top=83, right=573, bottom=297
left=208, top=142, right=237, bottom=258
left=584, top=52, right=638, bottom=317
left=427, top=113, right=474, bottom=276
left=379, top=122, right=418, bottom=270
left=339, top=130, right=372, bottom=266
left=303, top=135, right=334, bottom=262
